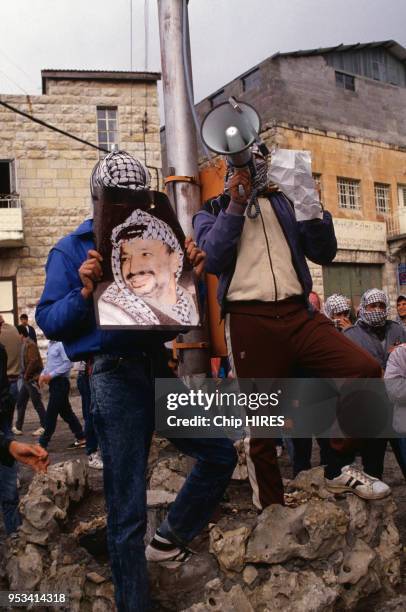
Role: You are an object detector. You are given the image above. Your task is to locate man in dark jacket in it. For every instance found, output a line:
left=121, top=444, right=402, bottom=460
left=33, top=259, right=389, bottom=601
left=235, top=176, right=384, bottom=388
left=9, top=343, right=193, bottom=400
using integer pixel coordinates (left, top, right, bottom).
left=19, top=313, right=37, bottom=343
left=36, top=150, right=237, bottom=612
left=343, top=288, right=406, bottom=479
left=194, top=152, right=386, bottom=506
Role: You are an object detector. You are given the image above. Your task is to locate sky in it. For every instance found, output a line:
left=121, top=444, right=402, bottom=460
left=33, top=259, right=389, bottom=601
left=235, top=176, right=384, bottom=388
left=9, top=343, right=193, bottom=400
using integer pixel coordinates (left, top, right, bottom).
left=1, top=0, right=406, bottom=115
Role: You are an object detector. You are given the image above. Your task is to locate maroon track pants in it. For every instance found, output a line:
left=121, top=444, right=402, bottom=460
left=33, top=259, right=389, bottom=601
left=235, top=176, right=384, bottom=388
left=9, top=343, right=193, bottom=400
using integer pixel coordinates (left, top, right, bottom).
left=225, top=297, right=382, bottom=509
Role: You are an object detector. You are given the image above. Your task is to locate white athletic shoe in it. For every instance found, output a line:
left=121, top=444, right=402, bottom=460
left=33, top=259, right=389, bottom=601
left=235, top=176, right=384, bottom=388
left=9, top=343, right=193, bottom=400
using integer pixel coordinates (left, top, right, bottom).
left=146, top=532, right=193, bottom=568
left=31, top=427, right=45, bottom=436
left=88, top=452, right=103, bottom=470
left=325, top=464, right=391, bottom=500
left=12, top=427, right=23, bottom=436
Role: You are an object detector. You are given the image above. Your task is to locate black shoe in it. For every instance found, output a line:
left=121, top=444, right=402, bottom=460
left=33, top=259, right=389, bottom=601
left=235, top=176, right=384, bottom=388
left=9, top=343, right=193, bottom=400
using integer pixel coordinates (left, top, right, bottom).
left=67, top=438, right=86, bottom=449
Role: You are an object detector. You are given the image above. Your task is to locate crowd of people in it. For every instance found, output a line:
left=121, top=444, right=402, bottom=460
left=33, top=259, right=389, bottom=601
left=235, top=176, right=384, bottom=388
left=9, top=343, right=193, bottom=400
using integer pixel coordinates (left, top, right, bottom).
left=2, top=149, right=406, bottom=611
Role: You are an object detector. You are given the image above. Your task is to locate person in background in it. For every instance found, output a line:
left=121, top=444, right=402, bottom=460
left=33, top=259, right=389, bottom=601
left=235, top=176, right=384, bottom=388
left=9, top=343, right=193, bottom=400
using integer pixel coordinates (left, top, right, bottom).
left=324, top=293, right=352, bottom=331
left=19, top=313, right=37, bottom=344
left=13, top=325, right=46, bottom=437
left=343, top=288, right=406, bottom=481
left=0, top=315, right=20, bottom=412
left=0, top=337, right=48, bottom=534
left=38, top=341, right=85, bottom=450
left=396, top=294, right=406, bottom=329
left=75, top=361, right=103, bottom=470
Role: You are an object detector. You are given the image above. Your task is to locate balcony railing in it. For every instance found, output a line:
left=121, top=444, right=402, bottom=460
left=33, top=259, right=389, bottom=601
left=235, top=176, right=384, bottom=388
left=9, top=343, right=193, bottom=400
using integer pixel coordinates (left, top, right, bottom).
left=0, top=196, right=24, bottom=246
left=386, top=208, right=406, bottom=239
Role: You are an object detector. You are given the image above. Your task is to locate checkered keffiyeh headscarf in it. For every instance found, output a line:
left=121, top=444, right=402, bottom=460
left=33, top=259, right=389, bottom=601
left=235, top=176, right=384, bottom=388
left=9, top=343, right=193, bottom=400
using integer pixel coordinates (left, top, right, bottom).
left=91, top=150, right=151, bottom=192
left=359, top=288, right=389, bottom=327
left=101, top=209, right=196, bottom=325
left=324, top=294, right=350, bottom=319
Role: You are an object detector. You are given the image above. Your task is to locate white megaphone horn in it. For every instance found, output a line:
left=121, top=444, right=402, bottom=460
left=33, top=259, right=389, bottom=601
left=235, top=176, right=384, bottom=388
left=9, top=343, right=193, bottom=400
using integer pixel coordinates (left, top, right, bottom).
left=201, top=97, right=268, bottom=168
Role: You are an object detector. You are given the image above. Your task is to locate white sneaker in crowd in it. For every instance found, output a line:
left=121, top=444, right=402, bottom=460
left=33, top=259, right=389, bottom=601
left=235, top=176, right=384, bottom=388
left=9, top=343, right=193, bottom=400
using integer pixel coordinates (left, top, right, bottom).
left=325, top=464, right=391, bottom=500
left=146, top=531, right=193, bottom=568
left=31, top=427, right=45, bottom=436
left=12, top=427, right=23, bottom=436
left=88, top=452, right=103, bottom=470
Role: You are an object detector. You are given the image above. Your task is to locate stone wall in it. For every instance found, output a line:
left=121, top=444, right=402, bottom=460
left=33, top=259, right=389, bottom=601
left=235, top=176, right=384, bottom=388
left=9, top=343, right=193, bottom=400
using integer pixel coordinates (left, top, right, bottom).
left=0, top=77, right=162, bottom=319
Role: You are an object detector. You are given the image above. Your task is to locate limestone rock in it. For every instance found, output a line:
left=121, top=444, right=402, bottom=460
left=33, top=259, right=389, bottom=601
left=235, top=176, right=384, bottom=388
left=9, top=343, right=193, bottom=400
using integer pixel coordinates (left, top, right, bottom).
left=243, top=565, right=258, bottom=585
left=337, top=538, right=376, bottom=585
left=245, top=499, right=348, bottom=564
left=210, top=525, right=251, bottom=573
left=6, top=543, right=43, bottom=591
left=288, top=465, right=334, bottom=500
left=249, top=565, right=338, bottom=611
left=182, top=579, right=254, bottom=612
left=149, top=456, right=187, bottom=493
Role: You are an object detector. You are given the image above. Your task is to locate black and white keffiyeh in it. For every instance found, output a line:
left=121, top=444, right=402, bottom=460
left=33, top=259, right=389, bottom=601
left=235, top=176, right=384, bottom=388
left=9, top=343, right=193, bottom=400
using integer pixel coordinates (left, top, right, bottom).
left=101, top=209, right=195, bottom=325
left=91, top=150, right=151, bottom=192
left=324, top=294, right=350, bottom=319
left=359, top=288, right=389, bottom=327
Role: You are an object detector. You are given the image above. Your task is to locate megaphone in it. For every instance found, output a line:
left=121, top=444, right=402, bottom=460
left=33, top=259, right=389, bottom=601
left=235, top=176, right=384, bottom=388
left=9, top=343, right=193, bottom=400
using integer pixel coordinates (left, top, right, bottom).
left=201, top=97, right=268, bottom=168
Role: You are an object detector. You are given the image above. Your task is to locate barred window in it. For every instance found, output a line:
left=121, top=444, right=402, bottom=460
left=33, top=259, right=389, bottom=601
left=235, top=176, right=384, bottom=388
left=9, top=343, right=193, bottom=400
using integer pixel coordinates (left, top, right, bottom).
left=97, top=107, right=118, bottom=157
left=374, top=183, right=391, bottom=214
left=337, top=177, right=361, bottom=210
left=398, top=184, right=406, bottom=208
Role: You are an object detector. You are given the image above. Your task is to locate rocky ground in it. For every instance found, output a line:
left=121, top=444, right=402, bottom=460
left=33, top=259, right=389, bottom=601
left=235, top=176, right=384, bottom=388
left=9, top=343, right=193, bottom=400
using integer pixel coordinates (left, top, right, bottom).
left=1, top=396, right=406, bottom=611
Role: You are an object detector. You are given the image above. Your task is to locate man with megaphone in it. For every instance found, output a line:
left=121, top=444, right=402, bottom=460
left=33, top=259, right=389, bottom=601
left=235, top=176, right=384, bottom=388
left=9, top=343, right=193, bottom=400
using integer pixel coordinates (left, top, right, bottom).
left=194, top=122, right=386, bottom=509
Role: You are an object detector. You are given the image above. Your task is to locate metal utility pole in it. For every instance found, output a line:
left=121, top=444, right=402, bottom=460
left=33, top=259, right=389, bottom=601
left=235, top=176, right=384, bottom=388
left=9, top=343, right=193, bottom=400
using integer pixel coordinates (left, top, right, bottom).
left=157, top=0, right=210, bottom=376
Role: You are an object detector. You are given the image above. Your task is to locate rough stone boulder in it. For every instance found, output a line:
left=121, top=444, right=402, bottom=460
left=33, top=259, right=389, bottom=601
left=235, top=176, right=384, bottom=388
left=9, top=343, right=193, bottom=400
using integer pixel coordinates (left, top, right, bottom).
left=5, top=460, right=116, bottom=612
left=176, top=468, right=401, bottom=611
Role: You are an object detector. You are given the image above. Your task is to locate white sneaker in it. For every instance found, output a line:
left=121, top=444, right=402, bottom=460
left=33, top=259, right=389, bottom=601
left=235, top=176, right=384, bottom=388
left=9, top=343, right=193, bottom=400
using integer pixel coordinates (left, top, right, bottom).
left=325, top=464, right=391, bottom=500
left=12, top=427, right=23, bottom=436
left=31, top=427, right=45, bottom=436
left=88, top=452, right=103, bottom=470
left=146, top=532, right=193, bottom=568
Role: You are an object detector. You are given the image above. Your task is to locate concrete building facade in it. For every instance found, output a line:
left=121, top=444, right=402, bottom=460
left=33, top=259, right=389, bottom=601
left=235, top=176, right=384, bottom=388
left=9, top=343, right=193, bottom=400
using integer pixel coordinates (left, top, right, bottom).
left=192, top=40, right=406, bottom=312
left=0, top=70, right=162, bottom=326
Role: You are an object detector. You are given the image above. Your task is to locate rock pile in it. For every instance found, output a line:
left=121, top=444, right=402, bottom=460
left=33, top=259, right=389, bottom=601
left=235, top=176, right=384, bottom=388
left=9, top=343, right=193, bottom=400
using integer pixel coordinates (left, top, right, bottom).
left=179, top=467, right=401, bottom=611
left=5, top=460, right=115, bottom=612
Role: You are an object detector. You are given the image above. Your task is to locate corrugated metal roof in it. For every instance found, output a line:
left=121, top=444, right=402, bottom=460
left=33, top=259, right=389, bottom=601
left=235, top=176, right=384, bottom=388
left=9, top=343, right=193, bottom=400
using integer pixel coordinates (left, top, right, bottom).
left=271, top=40, right=406, bottom=64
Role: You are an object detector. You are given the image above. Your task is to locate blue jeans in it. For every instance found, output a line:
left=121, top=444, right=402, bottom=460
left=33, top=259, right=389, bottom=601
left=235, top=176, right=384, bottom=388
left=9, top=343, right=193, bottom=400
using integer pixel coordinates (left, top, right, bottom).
left=0, top=417, right=21, bottom=535
left=77, top=372, right=98, bottom=455
left=90, top=354, right=237, bottom=612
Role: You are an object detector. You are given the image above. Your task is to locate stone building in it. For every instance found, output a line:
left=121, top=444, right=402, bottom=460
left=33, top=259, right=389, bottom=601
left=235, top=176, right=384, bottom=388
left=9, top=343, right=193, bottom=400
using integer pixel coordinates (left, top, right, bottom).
left=0, top=69, right=161, bottom=325
left=191, top=40, right=406, bottom=311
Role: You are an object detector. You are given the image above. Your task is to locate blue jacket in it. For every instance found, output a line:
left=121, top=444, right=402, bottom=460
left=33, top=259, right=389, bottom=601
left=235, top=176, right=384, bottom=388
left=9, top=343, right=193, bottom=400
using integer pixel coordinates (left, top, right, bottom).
left=36, top=219, right=175, bottom=362
left=344, top=319, right=406, bottom=370
left=193, top=193, right=337, bottom=312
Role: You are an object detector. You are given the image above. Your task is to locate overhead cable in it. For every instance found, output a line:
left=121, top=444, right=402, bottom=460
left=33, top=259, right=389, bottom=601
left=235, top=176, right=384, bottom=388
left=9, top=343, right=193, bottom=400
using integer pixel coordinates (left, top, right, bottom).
left=0, top=98, right=109, bottom=153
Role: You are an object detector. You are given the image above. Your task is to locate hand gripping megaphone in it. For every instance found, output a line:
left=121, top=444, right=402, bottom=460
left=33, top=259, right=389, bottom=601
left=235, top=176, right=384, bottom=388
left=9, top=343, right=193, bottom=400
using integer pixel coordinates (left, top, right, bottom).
left=201, top=97, right=269, bottom=169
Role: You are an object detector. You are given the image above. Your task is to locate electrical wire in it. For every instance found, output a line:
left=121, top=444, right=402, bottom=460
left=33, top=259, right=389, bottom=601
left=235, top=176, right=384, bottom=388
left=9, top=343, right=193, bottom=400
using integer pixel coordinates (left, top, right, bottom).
left=0, top=48, right=38, bottom=89
left=0, top=68, right=30, bottom=95
left=181, top=0, right=213, bottom=162
left=0, top=98, right=109, bottom=153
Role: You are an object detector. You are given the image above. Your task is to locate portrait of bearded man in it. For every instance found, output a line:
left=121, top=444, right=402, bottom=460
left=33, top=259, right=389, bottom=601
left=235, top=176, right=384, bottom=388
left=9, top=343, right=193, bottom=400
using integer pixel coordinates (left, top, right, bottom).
left=97, top=208, right=199, bottom=327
